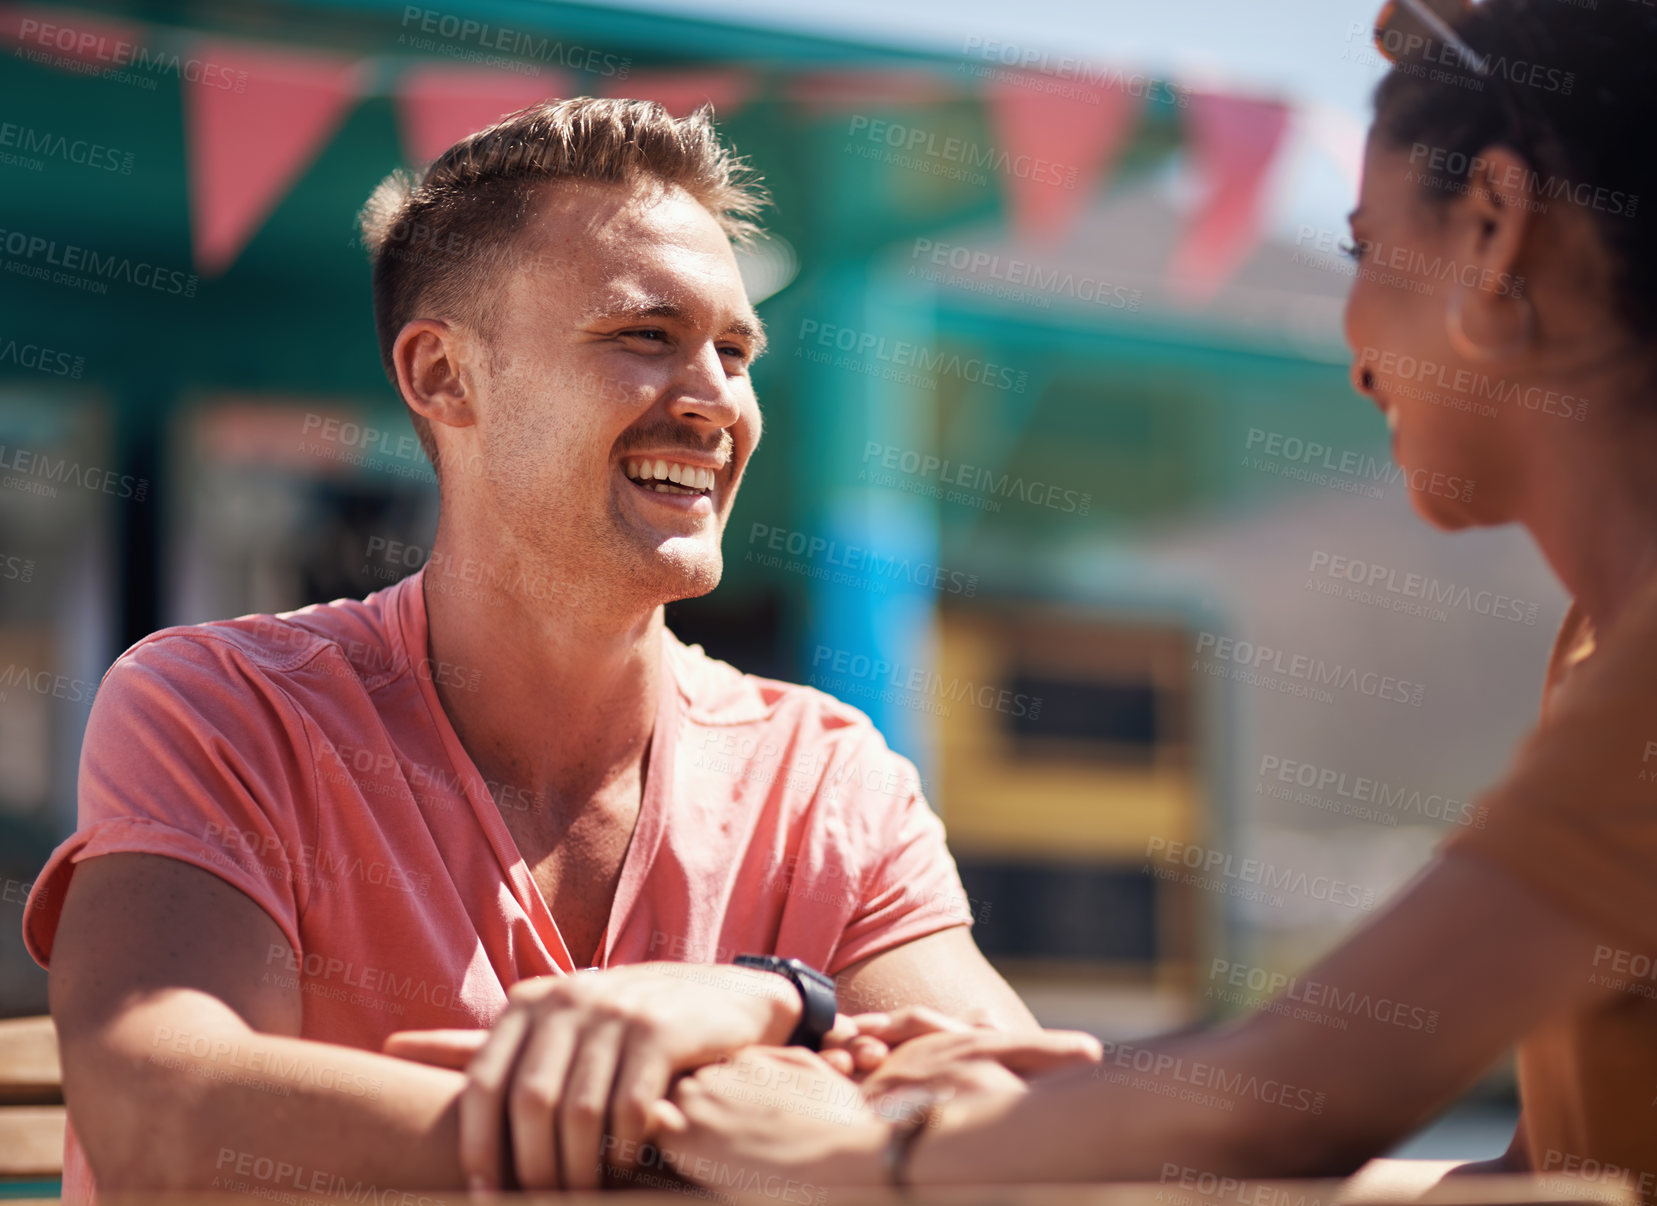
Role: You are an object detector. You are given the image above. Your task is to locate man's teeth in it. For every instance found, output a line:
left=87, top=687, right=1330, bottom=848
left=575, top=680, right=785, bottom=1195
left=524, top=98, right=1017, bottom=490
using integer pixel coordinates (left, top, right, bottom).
left=624, top=459, right=715, bottom=492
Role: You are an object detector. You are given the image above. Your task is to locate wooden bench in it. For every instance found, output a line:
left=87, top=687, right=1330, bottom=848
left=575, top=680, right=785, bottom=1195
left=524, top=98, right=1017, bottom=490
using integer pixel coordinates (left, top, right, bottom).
left=0, top=1014, right=64, bottom=1192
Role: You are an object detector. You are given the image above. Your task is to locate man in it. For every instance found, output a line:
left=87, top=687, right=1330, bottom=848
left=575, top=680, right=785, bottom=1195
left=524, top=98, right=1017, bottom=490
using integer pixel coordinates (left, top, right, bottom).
left=24, top=98, right=1039, bottom=1201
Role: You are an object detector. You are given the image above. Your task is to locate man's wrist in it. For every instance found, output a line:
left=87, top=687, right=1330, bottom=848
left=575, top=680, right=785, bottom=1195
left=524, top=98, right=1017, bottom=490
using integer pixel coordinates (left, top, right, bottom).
left=648, top=961, right=802, bottom=1043
left=747, top=967, right=806, bottom=1045
left=732, top=955, right=838, bottom=1050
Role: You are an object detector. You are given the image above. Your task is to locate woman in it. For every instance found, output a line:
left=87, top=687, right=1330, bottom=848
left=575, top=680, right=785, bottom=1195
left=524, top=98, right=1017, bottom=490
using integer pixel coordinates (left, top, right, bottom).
left=652, top=0, right=1657, bottom=1192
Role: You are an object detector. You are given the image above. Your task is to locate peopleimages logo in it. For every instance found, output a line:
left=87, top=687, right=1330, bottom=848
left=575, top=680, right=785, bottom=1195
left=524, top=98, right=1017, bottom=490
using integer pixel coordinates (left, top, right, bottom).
left=1244, top=427, right=1474, bottom=504
left=909, top=238, right=1142, bottom=311
left=1194, top=632, right=1426, bottom=708
left=809, top=644, right=1042, bottom=720
left=1207, top=959, right=1440, bottom=1033
left=13, top=17, right=249, bottom=91
left=1407, top=144, right=1636, bottom=219
left=846, top=115, right=1078, bottom=188
left=0, top=337, right=83, bottom=378
left=0, top=121, right=133, bottom=174
left=797, top=319, right=1028, bottom=393
left=1145, top=837, right=1379, bottom=912
left=746, top=521, right=978, bottom=597
left=0, top=226, right=198, bottom=297
left=1291, top=225, right=1524, bottom=298
left=397, top=6, right=630, bottom=76
left=1093, top=1037, right=1327, bottom=1114
left=1358, top=346, right=1589, bottom=422
left=1257, top=754, right=1487, bottom=829
left=957, top=36, right=1186, bottom=107
left=1305, top=550, right=1541, bottom=626
left=860, top=440, right=1091, bottom=515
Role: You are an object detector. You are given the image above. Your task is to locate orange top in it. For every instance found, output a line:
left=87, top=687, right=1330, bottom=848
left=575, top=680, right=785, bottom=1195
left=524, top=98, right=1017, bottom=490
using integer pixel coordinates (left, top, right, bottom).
left=23, top=569, right=971, bottom=1204
left=1445, top=582, right=1657, bottom=1196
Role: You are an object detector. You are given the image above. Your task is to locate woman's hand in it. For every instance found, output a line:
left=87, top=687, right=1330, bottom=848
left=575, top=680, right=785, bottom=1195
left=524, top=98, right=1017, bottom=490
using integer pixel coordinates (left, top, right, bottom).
left=655, top=1046, right=894, bottom=1188
left=858, top=1025, right=1104, bottom=1108
left=655, top=1025, right=1103, bottom=1191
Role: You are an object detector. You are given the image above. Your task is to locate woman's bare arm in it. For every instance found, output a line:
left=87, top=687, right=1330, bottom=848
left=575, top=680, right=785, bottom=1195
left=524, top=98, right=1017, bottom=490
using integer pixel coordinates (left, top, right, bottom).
left=903, top=852, right=1614, bottom=1183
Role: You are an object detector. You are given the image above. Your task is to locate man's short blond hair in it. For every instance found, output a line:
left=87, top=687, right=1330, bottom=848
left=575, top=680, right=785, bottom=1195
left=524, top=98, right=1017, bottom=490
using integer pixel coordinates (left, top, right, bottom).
left=357, top=96, right=768, bottom=469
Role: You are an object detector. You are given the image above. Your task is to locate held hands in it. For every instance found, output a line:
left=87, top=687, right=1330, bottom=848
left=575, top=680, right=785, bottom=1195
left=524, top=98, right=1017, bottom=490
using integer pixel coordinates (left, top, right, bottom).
left=382, top=962, right=850, bottom=1192
left=655, top=1007, right=1104, bottom=1188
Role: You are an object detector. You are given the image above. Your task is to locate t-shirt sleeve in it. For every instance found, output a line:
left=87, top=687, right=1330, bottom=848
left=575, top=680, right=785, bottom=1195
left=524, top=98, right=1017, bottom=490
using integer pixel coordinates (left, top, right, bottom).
left=1442, top=642, right=1657, bottom=956
left=822, top=737, right=974, bottom=976
left=24, top=633, right=317, bottom=967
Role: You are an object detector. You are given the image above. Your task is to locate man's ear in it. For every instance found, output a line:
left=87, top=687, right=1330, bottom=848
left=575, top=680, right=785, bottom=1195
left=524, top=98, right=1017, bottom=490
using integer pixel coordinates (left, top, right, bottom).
left=393, top=318, right=479, bottom=435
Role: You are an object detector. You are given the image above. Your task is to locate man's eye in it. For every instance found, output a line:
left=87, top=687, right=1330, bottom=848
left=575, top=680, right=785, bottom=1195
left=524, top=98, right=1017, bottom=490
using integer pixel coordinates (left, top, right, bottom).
left=624, top=328, right=669, bottom=343
left=719, top=344, right=749, bottom=362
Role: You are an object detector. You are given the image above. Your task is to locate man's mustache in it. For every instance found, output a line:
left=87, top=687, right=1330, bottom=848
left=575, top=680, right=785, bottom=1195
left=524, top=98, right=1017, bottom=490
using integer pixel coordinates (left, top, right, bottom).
left=617, top=426, right=734, bottom=467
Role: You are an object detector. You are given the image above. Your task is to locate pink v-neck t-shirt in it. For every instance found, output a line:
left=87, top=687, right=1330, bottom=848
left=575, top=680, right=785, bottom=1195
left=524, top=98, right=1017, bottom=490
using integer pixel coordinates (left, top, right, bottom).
left=24, top=569, right=972, bottom=1202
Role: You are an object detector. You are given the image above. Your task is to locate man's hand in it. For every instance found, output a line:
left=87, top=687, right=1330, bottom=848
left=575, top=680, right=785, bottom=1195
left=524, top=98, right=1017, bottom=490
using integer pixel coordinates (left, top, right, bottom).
left=383, top=962, right=824, bottom=1192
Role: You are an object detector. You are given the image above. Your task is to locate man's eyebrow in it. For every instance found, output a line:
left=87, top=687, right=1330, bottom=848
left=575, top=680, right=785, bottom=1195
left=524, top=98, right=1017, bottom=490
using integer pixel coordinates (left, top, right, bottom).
left=592, top=296, right=768, bottom=357
left=729, top=314, right=768, bottom=358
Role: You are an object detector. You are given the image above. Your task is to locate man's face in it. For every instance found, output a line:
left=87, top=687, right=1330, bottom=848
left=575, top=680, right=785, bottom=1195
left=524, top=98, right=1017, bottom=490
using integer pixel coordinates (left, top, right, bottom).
left=464, top=180, right=765, bottom=604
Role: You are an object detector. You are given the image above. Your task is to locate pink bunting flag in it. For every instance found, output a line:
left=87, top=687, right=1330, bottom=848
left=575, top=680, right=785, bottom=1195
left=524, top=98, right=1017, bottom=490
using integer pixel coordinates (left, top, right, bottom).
left=605, top=68, right=753, bottom=118
left=0, top=5, right=143, bottom=68
left=396, top=65, right=567, bottom=167
left=184, top=40, right=365, bottom=278
left=985, top=73, right=1142, bottom=242
left=1168, top=91, right=1291, bottom=304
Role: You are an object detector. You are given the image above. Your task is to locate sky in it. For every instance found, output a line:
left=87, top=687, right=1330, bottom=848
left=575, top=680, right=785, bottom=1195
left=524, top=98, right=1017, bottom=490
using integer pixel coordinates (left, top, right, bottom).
left=598, top=0, right=1396, bottom=241
left=600, top=0, right=1392, bottom=110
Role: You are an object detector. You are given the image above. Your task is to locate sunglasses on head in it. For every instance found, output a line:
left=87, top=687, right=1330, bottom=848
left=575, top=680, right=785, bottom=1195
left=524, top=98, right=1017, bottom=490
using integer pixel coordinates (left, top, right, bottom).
left=1373, top=0, right=1487, bottom=74
left=1371, top=0, right=1545, bottom=168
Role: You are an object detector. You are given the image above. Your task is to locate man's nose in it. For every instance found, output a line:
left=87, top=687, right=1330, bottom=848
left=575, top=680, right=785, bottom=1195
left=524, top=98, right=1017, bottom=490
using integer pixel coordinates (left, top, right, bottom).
left=665, top=341, right=744, bottom=429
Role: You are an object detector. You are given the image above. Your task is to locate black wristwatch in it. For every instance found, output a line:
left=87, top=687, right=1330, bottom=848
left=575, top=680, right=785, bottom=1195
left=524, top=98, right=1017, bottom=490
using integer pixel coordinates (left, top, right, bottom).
left=733, top=954, right=838, bottom=1051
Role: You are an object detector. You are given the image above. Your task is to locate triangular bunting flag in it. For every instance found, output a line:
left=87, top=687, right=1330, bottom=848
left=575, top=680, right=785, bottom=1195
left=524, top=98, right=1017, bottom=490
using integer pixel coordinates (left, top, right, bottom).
left=1168, top=91, right=1290, bottom=304
left=986, top=73, right=1141, bottom=242
left=184, top=40, right=365, bottom=278
left=396, top=65, right=566, bottom=168
left=605, top=68, right=753, bottom=118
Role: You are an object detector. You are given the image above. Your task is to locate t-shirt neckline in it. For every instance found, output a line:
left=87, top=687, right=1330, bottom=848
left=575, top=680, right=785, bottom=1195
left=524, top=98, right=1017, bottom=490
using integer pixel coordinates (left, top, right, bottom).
left=390, top=568, right=676, bottom=974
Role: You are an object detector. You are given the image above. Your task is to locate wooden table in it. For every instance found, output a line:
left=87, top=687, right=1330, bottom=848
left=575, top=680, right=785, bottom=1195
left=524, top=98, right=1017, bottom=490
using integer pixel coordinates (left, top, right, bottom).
left=0, top=1174, right=1631, bottom=1206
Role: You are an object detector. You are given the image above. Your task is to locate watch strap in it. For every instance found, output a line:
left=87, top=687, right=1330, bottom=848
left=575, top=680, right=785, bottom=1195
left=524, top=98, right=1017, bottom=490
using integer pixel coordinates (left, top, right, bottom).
left=733, top=954, right=838, bottom=1051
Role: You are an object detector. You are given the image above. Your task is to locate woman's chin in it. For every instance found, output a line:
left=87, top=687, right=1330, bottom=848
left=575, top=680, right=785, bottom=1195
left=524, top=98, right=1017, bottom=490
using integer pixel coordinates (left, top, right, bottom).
left=1409, top=489, right=1484, bottom=532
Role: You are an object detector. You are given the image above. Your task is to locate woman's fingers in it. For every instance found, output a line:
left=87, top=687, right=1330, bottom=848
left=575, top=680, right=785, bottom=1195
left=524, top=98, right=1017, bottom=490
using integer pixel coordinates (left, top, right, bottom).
left=381, top=1028, right=488, bottom=1069
left=849, top=1035, right=890, bottom=1072
left=971, top=1030, right=1104, bottom=1077
left=846, top=1005, right=973, bottom=1045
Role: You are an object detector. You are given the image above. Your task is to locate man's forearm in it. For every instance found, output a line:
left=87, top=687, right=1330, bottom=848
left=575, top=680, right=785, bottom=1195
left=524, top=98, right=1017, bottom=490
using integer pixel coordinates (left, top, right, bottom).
left=71, top=1003, right=469, bottom=1194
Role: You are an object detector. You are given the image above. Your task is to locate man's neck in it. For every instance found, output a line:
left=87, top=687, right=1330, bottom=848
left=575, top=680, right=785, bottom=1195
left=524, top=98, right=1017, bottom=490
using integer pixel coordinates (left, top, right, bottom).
left=420, top=526, right=663, bottom=815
